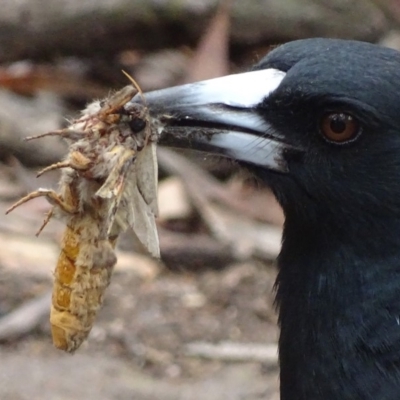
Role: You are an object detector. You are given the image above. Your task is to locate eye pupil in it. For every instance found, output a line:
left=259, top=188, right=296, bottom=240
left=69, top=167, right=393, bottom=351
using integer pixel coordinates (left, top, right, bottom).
left=329, top=115, right=347, bottom=134
left=320, top=112, right=360, bottom=143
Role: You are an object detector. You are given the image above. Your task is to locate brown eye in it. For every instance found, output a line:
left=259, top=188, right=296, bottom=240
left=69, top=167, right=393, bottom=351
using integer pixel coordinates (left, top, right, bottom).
left=320, top=113, right=360, bottom=143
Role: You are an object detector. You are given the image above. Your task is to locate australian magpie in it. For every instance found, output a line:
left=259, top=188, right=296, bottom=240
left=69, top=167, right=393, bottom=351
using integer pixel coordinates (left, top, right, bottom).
left=127, top=38, right=400, bottom=400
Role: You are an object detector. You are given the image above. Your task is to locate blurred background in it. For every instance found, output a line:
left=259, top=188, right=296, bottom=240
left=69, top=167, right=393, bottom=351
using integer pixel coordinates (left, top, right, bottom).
left=0, top=1, right=398, bottom=399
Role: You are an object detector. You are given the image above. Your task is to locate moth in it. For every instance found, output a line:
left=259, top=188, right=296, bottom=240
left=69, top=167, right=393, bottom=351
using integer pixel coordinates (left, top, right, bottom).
left=6, top=82, right=159, bottom=353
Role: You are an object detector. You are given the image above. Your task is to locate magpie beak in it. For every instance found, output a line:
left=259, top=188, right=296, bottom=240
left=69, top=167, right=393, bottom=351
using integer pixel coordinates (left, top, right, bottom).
left=126, top=69, right=290, bottom=172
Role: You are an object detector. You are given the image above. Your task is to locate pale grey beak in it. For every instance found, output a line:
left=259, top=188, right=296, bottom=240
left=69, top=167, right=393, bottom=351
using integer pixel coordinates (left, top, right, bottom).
left=125, top=68, right=290, bottom=172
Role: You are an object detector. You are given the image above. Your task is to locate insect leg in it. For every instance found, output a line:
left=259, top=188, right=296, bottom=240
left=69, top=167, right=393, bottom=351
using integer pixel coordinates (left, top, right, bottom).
left=35, top=208, right=55, bottom=236
left=26, top=129, right=85, bottom=142
left=36, top=151, right=92, bottom=177
left=6, top=189, right=78, bottom=215
left=37, top=161, right=74, bottom=177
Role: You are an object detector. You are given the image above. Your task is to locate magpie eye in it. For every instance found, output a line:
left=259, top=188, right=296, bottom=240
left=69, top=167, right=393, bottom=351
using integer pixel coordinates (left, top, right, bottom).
left=129, top=117, right=146, bottom=133
left=320, top=113, right=360, bottom=143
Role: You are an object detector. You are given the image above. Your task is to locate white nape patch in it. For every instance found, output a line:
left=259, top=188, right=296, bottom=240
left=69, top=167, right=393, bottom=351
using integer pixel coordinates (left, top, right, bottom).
left=210, top=132, right=286, bottom=171
left=181, top=68, right=286, bottom=108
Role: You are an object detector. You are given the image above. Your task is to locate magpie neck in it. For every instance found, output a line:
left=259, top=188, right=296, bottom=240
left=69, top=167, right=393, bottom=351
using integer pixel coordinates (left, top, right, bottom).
left=276, top=214, right=400, bottom=400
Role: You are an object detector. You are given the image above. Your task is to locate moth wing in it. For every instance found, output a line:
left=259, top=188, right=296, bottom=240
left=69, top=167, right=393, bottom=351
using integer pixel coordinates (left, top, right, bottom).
left=135, top=142, right=158, bottom=216
left=111, top=171, right=137, bottom=234
left=96, top=142, right=159, bottom=257
left=130, top=182, right=160, bottom=258
left=115, top=166, right=159, bottom=258
left=96, top=147, right=136, bottom=237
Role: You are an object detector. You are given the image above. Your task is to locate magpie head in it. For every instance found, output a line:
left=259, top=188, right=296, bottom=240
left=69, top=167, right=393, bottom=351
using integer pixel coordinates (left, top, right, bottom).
left=126, top=39, right=400, bottom=399
left=126, top=38, right=400, bottom=229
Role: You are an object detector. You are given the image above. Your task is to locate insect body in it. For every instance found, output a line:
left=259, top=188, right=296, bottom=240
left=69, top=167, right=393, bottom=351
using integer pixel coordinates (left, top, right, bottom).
left=6, top=85, right=159, bottom=352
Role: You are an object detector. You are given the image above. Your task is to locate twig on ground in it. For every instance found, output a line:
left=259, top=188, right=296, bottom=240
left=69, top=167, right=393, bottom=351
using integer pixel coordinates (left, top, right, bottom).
left=184, top=341, right=278, bottom=365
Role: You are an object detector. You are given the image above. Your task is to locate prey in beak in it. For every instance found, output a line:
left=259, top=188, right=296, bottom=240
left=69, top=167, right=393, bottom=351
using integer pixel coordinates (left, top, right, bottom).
left=125, top=69, right=290, bottom=172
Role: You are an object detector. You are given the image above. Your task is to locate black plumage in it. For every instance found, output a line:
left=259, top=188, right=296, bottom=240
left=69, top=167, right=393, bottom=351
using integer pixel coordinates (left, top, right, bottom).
left=127, top=38, right=400, bottom=399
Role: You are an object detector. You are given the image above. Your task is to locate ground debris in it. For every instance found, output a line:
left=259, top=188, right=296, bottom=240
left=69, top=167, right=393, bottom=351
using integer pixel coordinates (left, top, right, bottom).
left=158, top=148, right=282, bottom=260
left=185, top=340, right=278, bottom=365
left=0, top=291, right=51, bottom=341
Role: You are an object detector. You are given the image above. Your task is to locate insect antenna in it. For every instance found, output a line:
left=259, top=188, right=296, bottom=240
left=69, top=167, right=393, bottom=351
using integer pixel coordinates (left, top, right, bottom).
left=122, top=70, right=146, bottom=106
